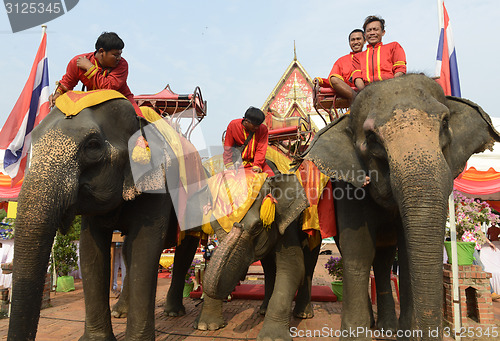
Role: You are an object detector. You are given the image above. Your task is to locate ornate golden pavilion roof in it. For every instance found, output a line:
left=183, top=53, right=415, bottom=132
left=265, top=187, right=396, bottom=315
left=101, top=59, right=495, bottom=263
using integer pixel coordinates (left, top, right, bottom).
left=260, top=46, right=325, bottom=131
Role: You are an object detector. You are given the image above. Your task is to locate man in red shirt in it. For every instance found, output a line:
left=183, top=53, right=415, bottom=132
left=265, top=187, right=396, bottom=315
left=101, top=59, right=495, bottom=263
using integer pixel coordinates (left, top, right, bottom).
left=353, top=16, right=406, bottom=90
left=49, top=32, right=141, bottom=115
left=223, top=107, right=273, bottom=175
left=328, top=29, right=365, bottom=105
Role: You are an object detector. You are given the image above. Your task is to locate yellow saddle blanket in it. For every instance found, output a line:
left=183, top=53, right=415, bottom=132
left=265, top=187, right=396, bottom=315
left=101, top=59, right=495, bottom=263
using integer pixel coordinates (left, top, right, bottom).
left=202, top=168, right=268, bottom=233
left=55, top=90, right=126, bottom=117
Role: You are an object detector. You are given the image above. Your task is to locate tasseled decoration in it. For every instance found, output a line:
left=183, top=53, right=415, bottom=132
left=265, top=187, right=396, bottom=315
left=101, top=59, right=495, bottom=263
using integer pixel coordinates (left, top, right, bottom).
left=131, top=135, right=151, bottom=164
left=260, top=193, right=277, bottom=229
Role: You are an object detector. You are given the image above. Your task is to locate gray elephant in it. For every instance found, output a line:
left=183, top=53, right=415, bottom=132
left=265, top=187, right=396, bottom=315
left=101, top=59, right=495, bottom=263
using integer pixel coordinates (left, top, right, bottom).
left=194, top=170, right=322, bottom=340
left=8, top=94, right=194, bottom=340
left=300, top=74, right=500, bottom=340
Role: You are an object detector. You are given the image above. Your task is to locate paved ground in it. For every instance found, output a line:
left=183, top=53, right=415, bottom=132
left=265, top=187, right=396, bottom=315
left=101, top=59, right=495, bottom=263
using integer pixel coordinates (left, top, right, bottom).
left=0, top=244, right=499, bottom=340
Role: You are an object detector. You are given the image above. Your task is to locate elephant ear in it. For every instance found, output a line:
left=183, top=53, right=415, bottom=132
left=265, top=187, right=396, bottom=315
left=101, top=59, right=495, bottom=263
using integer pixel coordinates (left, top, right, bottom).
left=444, top=96, right=500, bottom=178
left=300, top=115, right=366, bottom=188
left=269, top=174, right=309, bottom=235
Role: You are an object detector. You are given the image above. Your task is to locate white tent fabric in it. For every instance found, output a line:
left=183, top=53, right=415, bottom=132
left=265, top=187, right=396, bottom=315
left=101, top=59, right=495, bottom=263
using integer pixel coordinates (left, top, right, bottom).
left=465, top=117, right=500, bottom=172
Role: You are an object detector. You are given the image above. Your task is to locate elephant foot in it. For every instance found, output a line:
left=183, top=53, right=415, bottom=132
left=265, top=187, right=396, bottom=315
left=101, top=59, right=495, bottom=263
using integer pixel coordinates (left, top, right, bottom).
left=257, top=320, right=292, bottom=341
left=292, top=302, right=314, bottom=319
left=194, top=296, right=226, bottom=331
left=194, top=314, right=226, bottom=331
left=111, top=298, right=128, bottom=318
left=79, top=332, right=116, bottom=341
left=376, top=313, right=397, bottom=332
left=163, top=300, right=186, bottom=317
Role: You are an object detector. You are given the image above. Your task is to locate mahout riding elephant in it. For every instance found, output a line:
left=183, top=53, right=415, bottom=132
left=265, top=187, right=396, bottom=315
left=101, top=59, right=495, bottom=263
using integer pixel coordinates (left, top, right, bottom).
left=8, top=93, right=192, bottom=340
left=300, top=74, right=500, bottom=340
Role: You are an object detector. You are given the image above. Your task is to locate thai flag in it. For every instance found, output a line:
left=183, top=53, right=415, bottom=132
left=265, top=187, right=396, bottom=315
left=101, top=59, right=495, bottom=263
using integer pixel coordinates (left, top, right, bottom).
left=435, top=0, right=461, bottom=97
left=0, top=29, right=50, bottom=186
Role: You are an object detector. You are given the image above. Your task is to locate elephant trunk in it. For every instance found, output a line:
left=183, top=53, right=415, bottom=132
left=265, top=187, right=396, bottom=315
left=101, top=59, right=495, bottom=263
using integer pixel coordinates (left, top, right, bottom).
left=203, top=223, right=254, bottom=299
left=391, top=152, right=451, bottom=339
left=8, top=132, right=79, bottom=340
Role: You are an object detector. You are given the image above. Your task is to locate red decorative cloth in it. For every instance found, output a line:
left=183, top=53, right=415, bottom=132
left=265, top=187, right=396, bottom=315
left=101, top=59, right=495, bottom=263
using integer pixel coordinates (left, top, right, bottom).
left=58, top=52, right=141, bottom=116
left=352, top=42, right=406, bottom=84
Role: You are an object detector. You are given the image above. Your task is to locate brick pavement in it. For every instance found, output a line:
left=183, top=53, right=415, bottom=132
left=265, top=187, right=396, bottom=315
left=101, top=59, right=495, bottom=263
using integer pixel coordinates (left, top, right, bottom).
left=0, top=244, right=498, bottom=340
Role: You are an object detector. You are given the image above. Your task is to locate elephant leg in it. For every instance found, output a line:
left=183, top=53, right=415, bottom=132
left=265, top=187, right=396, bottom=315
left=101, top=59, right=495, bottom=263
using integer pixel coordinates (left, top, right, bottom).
left=123, top=215, right=166, bottom=339
left=257, top=226, right=304, bottom=341
left=373, top=245, right=397, bottom=331
left=79, top=217, right=116, bottom=341
left=259, top=251, right=276, bottom=315
left=336, top=186, right=376, bottom=341
left=112, top=240, right=129, bottom=318
left=164, top=234, right=199, bottom=316
left=293, top=233, right=320, bottom=319
left=194, top=295, right=226, bottom=331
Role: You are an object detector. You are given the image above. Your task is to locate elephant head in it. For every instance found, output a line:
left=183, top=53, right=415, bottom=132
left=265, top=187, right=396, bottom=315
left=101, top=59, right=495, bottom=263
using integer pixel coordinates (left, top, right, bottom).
left=302, top=74, right=500, bottom=335
left=8, top=98, right=138, bottom=340
left=203, top=173, right=309, bottom=299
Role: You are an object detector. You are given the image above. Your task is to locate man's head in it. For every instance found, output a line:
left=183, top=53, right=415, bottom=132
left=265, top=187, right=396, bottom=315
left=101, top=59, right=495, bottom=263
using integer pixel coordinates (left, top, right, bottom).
left=242, top=107, right=265, bottom=133
left=348, top=29, right=365, bottom=53
left=95, top=32, right=124, bottom=68
left=363, top=15, right=385, bottom=46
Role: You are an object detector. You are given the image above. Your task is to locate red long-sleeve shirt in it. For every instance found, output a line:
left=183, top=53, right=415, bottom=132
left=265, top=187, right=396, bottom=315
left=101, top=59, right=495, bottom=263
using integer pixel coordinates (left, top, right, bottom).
left=223, top=119, right=268, bottom=171
left=328, top=52, right=357, bottom=88
left=58, top=52, right=141, bottom=114
left=352, top=42, right=406, bottom=84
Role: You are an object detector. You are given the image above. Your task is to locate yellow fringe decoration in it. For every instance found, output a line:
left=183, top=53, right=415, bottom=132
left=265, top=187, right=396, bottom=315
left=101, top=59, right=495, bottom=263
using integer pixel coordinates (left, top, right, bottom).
left=131, top=136, right=151, bottom=164
left=260, top=193, right=277, bottom=229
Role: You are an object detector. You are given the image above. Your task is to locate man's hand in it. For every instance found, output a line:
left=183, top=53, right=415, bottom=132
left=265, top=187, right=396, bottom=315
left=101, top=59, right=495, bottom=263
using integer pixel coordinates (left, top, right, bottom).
left=252, top=166, right=262, bottom=173
left=362, top=175, right=370, bottom=187
left=488, top=241, right=499, bottom=252
left=49, top=93, right=61, bottom=108
left=354, top=78, right=365, bottom=90
left=76, top=56, right=94, bottom=71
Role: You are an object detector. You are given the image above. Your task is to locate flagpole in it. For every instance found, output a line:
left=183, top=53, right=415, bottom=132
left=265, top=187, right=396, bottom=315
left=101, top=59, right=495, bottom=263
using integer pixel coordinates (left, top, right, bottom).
left=38, top=24, right=57, bottom=292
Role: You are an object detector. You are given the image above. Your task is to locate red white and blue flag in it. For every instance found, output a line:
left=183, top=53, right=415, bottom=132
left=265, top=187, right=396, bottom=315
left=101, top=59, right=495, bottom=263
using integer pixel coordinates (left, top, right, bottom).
left=435, top=0, right=461, bottom=97
left=0, top=28, right=50, bottom=186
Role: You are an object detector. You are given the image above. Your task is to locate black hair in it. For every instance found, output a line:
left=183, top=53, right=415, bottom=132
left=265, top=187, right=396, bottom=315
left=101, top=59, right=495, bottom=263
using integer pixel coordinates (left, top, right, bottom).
left=363, top=15, right=385, bottom=32
left=244, top=107, right=265, bottom=125
left=95, top=32, right=124, bottom=52
left=349, top=29, right=365, bottom=41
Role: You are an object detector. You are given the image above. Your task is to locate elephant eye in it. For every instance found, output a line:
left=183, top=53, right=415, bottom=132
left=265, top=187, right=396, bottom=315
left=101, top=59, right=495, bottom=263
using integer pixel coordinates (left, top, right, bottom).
left=365, top=131, right=387, bottom=159
left=83, top=137, right=105, bottom=162
left=442, top=116, right=449, bottom=131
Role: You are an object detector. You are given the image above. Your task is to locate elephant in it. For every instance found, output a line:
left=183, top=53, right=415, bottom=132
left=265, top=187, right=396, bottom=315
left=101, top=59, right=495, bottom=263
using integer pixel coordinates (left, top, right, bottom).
left=299, top=73, right=500, bottom=340
left=8, top=95, right=190, bottom=340
left=196, top=170, right=325, bottom=340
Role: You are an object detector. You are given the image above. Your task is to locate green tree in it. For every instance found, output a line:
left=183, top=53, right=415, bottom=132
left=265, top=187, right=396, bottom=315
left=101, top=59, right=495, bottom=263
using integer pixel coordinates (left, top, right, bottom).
left=51, top=216, right=81, bottom=276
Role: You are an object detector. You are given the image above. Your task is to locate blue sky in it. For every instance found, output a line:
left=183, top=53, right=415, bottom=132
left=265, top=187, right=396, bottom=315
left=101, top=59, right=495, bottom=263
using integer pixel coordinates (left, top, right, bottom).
left=0, top=0, right=498, bottom=152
